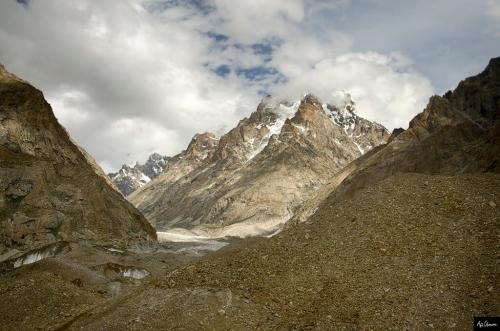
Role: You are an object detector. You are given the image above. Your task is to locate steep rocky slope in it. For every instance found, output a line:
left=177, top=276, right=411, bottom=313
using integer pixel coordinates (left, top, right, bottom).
left=288, top=57, right=500, bottom=227
left=0, top=65, right=156, bottom=253
left=70, top=173, right=499, bottom=330
left=331, top=57, right=500, bottom=199
left=129, top=93, right=389, bottom=237
left=65, top=58, right=499, bottom=330
left=109, top=153, right=170, bottom=196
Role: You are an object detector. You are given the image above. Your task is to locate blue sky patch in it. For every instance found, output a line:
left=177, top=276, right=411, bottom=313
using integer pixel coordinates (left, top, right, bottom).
left=145, top=0, right=213, bottom=15
left=235, top=66, right=286, bottom=84
left=251, top=43, right=273, bottom=55
left=16, top=0, right=30, bottom=6
left=206, top=32, right=229, bottom=43
left=214, top=64, right=231, bottom=77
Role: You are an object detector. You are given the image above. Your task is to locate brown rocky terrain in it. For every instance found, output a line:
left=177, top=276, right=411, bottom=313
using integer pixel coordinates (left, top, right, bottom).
left=0, top=64, right=156, bottom=254
left=129, top=93, right=389, bottom=237
left=0, top=241, right=203, bottom=331
left=68, top=173, right=500, bottom=330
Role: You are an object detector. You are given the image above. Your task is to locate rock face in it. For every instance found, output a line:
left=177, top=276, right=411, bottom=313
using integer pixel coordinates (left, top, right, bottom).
left=332, top=57, right=500, bottom=199
left=288, top=57, right=500, bottom=227
left=129, top=92, right=389, bottom=237
left=0, top=65, right=156, bottom=253
left=109, top=153, right=170, bottom=196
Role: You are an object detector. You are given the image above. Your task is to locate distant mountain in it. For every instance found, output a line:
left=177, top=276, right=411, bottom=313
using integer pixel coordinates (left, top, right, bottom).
left=129, top=92, right=389, bottom=237
left=109, top=153, right=170, bottom=196
left=0, top=64, right=156, bottom=252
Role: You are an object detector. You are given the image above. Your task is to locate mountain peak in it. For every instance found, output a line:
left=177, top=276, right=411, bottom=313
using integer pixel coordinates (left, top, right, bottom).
left=109, top=152, right=170, bottom=195
left=301, top=93, right=321, bottom=105
left=191, top=131, right=218, bottom=141
left=0, top=63, right=25, bottom=83
left=178, top=131, right=219, bottom=163
left=129, top=90, right=389, bottom=236
left=486, top=56, right=500, bottom=71
left=256, top=95, right=283, bottom=115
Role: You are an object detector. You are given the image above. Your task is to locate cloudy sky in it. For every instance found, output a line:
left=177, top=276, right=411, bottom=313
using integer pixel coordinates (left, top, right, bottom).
left=1, top=0, right=499, bottom=172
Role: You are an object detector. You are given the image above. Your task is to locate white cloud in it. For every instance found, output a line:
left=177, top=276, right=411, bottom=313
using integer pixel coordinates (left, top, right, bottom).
left=271, top=29, right=352, bottom=77
left=0, top=0, right=260, bottom=171
left=487, top=0, right=500, bottom=36
left=271, top=51, right=433, bottom=129
left=212, top=0, right=305, bottom=43
left=2, top=0, right=495, bottom=172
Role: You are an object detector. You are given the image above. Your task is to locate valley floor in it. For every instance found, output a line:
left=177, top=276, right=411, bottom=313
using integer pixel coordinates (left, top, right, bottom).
left=1, top=173, right=499, bottom=330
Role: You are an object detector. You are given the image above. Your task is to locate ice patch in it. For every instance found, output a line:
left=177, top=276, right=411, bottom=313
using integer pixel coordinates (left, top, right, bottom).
left=12, top=242, right=69, bottom=268
left=93, top=263, right=151, bottom=280
left=157, top=229, right=229, bottom=253
left=105, top=247, right=124, bottom=253
left=14, top=250, right=52, bottom=268
left=122, top=268, right=150, bottom=279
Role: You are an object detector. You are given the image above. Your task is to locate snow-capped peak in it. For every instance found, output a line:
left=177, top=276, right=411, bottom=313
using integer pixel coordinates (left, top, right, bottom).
left=247, top=99, right=300, bottom=160
left=322, top=91, right=358, bottom=135
left=327, top=91, right=355, bottom=111
left=109, top=152, right=170, bottom=195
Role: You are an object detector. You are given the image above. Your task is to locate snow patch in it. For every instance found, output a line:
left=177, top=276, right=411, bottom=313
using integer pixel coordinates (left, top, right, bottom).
left=140, top=173, right=151, bottom=183
left=247, top=100, right=300, bottom=160
left=322, top=91, right=358, bottom=136
left=354, top=141, right=365, bottom=154
left=292, top=123, right=307, bottom=133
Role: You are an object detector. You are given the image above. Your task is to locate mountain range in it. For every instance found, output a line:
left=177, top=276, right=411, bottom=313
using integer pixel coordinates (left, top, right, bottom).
left=0, top=58, right=498, bottom=330
left=121, top=92, right=388, bottom=237
left=109, top=153, right=170, bottom=196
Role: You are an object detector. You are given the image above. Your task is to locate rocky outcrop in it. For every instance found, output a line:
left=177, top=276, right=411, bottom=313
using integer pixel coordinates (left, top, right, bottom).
left=109, top=153, right=170, bottom=196
left=129, top=92, right=388, bottom=237
left=332, top=57, right=500, bottom=199
left=0, top=65, right=156, bottom=253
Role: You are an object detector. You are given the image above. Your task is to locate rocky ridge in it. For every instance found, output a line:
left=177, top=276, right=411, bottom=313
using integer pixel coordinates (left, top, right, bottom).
left=332, top=57, right=500, bottom=199
left=0, top=64, right=157, bottom=253
left=129, top=92, right=389, bottom=237
left=109, top=153, right=170, bottom=196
